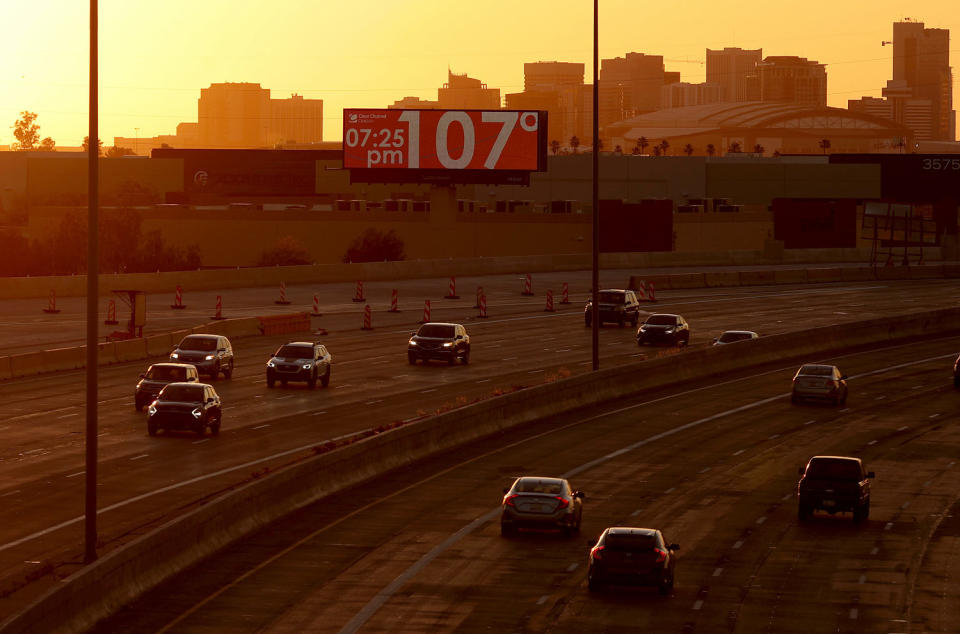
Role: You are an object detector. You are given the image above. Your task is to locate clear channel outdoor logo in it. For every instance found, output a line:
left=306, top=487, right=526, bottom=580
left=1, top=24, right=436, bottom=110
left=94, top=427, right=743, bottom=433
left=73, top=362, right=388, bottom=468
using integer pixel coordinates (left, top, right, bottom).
left=193, top=170, right=209, bottom=188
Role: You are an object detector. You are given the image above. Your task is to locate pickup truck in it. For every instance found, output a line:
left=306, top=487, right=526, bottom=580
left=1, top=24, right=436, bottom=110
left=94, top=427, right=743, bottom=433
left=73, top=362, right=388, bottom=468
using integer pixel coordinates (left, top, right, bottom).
left=797, top=456, right=874, bottom=523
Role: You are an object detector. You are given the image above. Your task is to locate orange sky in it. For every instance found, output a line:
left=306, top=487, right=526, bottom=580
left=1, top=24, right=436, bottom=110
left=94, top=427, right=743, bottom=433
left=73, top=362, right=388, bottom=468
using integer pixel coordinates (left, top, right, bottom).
left=1, top=0, right=957, bottom=147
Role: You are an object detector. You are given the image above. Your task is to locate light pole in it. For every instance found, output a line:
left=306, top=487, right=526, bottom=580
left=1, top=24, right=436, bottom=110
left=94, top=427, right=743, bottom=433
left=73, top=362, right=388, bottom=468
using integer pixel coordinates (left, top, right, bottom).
left=134, top=127, right=139, bottom=156
left=591, top=0, right=600, bottom=371
left=85, top=0, right=99, bottom=564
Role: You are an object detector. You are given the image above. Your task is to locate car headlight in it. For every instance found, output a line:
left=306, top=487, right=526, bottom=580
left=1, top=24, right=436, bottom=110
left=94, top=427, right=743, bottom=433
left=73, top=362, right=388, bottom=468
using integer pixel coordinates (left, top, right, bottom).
left=204, top=354, right=215, bottom=361
left=302, top=363, right=312, bottom=369
left=267, top=361, right=276, bottom=368
left=192, top=408, right=202, bottom=419
left=665, top=327, right=675, bottom=333
left=408, top=339, right=418, bottom=347
left=442, top=342, right=453, bottom=347
left=170, top=352, right=179, bottom=359
left=148, top=404, right=157, bottom=416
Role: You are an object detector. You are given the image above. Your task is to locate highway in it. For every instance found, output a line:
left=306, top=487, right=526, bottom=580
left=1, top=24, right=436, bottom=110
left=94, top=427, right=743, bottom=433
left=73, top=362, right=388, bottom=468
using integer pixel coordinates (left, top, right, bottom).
left=1, top=271, right=958, bottom=629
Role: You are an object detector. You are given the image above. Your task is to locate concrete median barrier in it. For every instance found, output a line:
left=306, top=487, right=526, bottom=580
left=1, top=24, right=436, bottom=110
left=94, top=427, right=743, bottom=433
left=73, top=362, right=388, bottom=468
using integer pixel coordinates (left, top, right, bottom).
left=9, top=352, right=44, bottom=378
left=114, top=339, right=148, bottom=363
left=805, top=267, right=844, bottom=283
left=664, top=273, right=706, bottom=289
left=145, top=334, right=172, bottom=358
left=773, top=269, right=807, bottom=285
left=840, top=267, right=875, bottom=283
left=908, top=265, right=944, bottom=280
left=704, top=271, right=741, bottom=287
left=40, top=347, right=86, bottom=373
left=874, top=266, right=910, bottom=281
left=7, top=304, right=960, bottom=634
left=738, top=270, right=776, bottom=286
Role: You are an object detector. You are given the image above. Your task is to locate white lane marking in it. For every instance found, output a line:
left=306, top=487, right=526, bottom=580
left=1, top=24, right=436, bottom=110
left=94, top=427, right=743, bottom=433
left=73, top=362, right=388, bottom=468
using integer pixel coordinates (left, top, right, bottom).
left=901, top=501, right=910, bottom=510
left=57, top=413, right=79, bottom=419
left=804, top=419, right=816, bottom=425
left=566, top=563, right=579, bottom=572
left=130, top=454, right=149, bottom=461
left=693, top=600, right=703, bottom=610
left=897, top=426, right=909, bottom=431
left=335, top=385, right=350, bottom=389
left=867, top=440, right=878, bottom=446
left=276, top=395, right=294, bottom=400
left=858, top=574, right=866, bottom=584
left=884, top=522, right=894, bottom=531
left=192, top=438, right=210, bottom=445
left=875, top=395, right=886, bottom=400
left=850, top=608, right=858, bottom=619
left=253, top=424, right=271, bottom=430
left=528, top=370, right=544, bottom=374
left=502, top=357, right=518, bottom=361
left=310, top=411, right=327, bottom=416
left=782, top=493, right=793, bottom=501
left=732, top=449, right=744, bottom=456
left=20, top=449, right=44, bottom=456
left=923, top=481, right=931, bottom=488
left=756, top=516, right=767, bottom=525
left=712, top=567, right=723, bottom=577
left=950, top=462, right=956, bottom=468
left=839, top=408, right=851, bottom=413
left=768, top=434, right=780, bottom=440
left=365, top=400, right=382, bottom=405
left=420, top=389, right=437, bottom=394
left=929, top=413, right=940, bottom=419
left=475, top=379, right=491, bottom=383
left=871, top=547, right=879, bottom=555
left=536, top=595, right=549, bottom=605
left=912, top=385, right=923, bottom=390
left=1, top=490, right=21, bottom=497
left=665, top=487, right=675, bottom=494
left=66, top=472, right=85, bottom=478
left=733, top=540, right=743, bottom=549
left=401, top=416, right=419, bottom=423
left=391, top=375, right=409, bottom=380
left=630, top=509, right=642, bottom=517
left=699, top=467, right=710, bottom=474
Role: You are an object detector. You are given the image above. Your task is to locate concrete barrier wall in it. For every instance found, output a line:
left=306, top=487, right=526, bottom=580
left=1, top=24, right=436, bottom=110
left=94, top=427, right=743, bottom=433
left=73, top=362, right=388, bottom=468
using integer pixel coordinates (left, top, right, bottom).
left=774, top=269, right=808, bottom=285
left=738, top=270, right=776, bottom=286
left=40, top=347, right=85, bottom=373
left=9, top=352, right=44, bottom=378
left=805, top=267, right=844, bottom=283
left=6, top=305, right=960, bottom=634
left=703, top=271, right=741, bottom=287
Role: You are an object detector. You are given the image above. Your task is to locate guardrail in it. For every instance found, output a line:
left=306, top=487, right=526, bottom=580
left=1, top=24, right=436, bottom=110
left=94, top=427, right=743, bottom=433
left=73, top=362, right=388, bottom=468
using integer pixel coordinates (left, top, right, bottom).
left=4, top=305, right=960, bottom=633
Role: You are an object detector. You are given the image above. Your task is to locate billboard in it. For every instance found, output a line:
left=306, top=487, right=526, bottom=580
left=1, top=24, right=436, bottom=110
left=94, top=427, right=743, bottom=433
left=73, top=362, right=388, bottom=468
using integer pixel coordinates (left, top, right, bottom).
left=772, top=198, right=857, bottom=249
left=343, top=109, right=547, bottom=184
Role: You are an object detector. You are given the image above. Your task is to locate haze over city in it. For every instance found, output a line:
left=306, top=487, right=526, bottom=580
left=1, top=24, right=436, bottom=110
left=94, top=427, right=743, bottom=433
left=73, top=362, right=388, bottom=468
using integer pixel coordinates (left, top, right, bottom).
left=2, top=0, right=957, bottom=146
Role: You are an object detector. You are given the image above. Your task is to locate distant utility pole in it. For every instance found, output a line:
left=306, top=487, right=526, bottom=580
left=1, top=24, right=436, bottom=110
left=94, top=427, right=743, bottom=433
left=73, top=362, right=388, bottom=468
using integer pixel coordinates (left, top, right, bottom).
left=85, top=0, right=99, bottom=564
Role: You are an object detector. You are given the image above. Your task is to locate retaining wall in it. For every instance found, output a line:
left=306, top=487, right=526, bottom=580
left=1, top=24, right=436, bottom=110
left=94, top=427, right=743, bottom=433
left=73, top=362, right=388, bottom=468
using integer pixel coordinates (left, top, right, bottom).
left=4, top=305, right=960, bottom=634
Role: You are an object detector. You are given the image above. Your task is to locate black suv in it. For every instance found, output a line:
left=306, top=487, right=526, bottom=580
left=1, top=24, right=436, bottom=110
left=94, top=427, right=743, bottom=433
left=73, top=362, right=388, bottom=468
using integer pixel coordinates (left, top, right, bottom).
left=147, top=382, right=222, bottom=437
left=408, top=322, right=470, bottom=365
left=588, top=527, right=679, bottom=594
left=266, top=341, right=332, bottom=388
left=170, top=334, right=234, bottom=379
left=637, top=313, right=690, bottom=347
left=584, top=289, right=641, bottom=328
left=797, top=456, right=874, bottom=523
left=135, top=362, right=199, bottom=411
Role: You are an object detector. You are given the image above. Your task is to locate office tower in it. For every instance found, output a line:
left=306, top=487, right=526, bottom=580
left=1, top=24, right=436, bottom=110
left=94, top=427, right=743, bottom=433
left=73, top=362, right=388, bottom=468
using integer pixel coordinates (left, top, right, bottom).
left=758, top=56, right=827, bottom=107
left=599, top=53, right=665, bottom=126
left=706, top=48, right=762, bottom=102
left=437, top=71, right=501, bottom=110
left=891, top=20, right=953, bottom=140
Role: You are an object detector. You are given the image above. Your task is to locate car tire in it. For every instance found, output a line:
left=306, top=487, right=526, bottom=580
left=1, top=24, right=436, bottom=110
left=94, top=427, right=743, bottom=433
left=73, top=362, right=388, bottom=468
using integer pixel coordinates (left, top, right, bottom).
left=658, top=572, right=674, bottom=595
left=461, top=350, right=470, bottom=365
left=798, top=503, right=812, bottom=521
left=631, top=315, right=639, bottom=328
left=147, top=420, right=157, bottom=436
left=617, top=316, right=625, bottom=328
left=954, top=375, right=959, bottom=389
left=587, top=575, right=603, bottom=593
left=408, top=353, right=417, bottom=365
left=321, top=369, right=331, bottom=387
left=791, top=393, right=800, bottom=405
left=267, top=376, right=275, bottom=388
left=210, top=417, right=221, bottom=436
left=281, top=379, right=288, bottom=387
left=854, top=500, right=870, bottom=523
left=584, top=315, right=591, bottom=327
left=308, top=371, right=317, bottom=390
left=448, top=355, right=456, bottom=366
left=840, top=390, right=848, bottom=406
left=135, top=399, right=144, bottom=412
left=194, top=422, right=205, bottom=437
left=222, top=362, right=233, bottom=380
left=500, top=522, right=515, bottom=537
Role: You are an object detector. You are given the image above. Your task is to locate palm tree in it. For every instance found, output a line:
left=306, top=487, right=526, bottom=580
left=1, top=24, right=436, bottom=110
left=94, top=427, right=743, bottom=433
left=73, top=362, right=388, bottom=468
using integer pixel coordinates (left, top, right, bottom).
left=638, top=136, right=649, bottom=154
left=683, top=143, right=694, bottom=156
left=773, top=150, right=782, bottom=158
left=596, top=138, right=604, bottom=152
left=550, top=140, right=560, bottom=155
left=653, top=145, right=662, bottom=156
left=570, top=135, right=580, bottom=154
left=614, top=144, right=623, bottom=155
left=631, top=143, right=641, bottom=155
left=728, top=141, right=742, bottom=154
left=753, top=143, right=764, bottom=155
left=818, top=138, right=831, bottom=154
left=706, top=143, right=716, bottom=157
left=658, top=140, right=670, bottom=155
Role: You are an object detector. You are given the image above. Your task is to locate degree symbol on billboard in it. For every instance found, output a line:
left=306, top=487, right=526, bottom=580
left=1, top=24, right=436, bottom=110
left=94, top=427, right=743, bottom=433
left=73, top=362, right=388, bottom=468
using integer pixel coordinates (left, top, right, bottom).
left=193, top=170, right=209, bottom=188
left=520, top=112, right=539, bottom=132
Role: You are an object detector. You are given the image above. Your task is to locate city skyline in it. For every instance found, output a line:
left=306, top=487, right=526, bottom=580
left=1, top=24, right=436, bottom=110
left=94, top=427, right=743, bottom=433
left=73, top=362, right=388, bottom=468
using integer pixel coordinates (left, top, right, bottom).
left=1, top=0, right=957, bottom=147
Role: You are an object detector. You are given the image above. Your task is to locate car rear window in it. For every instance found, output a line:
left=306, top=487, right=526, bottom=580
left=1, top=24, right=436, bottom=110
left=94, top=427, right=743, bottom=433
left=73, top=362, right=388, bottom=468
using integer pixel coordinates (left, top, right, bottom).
left=146, top=365, right=186, bottom=381
left=645, top=315, right=677, bottom=326
left=418, top=324, right=455, bottom=338
left=160, top=385, right=203, bottom=402
left=599, top=292, right=625, bottom=303
left=799, top=365, right=834, bottom=376
left=179, top=336, right=217, bottom=352
left=806, top=460, right=862, bottom=479
left=277, top=345, right=313, bottom=358
left=605, top=533, right=657, bottom=551
left=719, top=332, right=751, bottom=343
left=515, top=479, right=563, bottom=494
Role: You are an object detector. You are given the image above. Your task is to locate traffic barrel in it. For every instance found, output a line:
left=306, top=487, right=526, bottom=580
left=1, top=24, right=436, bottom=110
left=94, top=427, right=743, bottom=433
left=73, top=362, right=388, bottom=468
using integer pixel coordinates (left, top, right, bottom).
left=361, top=304, right=373, bottom=330
left=104, top=299, right=119, bottom=325
left=636, top=279, right=647, bottom=301
left=42, top=289, right=61, bottom=314
left=352, top=280, right=365, bottom=302
left=544, top=290, right=556, bottom=312
left=275, top=281, right=291, bottom=305
left=647, top=282, right=657, bottom=302
left=444, top=276, right=459, bottom=299
left=560, top=282, right=570, bottom=304
left=211, top=295, right=226, bottom=320
left=521, top=273, right=534, bottom=296
left=170, top=284, right=186, bottom=309
left=311, top=294, right=322, bottom=317
left=389, top=288, right=400, bottom=312
left=420, top=299, right=431, bottom=324
left=478, top=293, right=488, bottom=318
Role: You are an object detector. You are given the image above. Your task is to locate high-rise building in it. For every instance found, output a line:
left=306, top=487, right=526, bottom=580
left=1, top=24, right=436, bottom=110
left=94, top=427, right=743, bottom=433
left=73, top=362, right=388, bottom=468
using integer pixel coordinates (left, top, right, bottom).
left=661, top=82, right=722, bottom=109
left=523, top=62, right=585, bottom=144
left=706, top=48, right=762, bottom=102
left=389, top=96, right=440, bottom=109
left=270, top=94, right=324, bottom=147
left=599, top=53, right=665, bottom=126
left=891, top=19, right=953, bottom=140
left=758, top=56, right=827, bottom=107
left=504, top=90, right=562, bottom=143
left=437, top=71, right=500, bottom=110
left=198, top=82, right=272, bottom=148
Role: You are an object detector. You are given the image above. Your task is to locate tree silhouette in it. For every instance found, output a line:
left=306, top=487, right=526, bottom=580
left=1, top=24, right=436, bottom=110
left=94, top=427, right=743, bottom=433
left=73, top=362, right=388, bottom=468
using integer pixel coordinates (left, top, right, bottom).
left=596, top=138, right=604, bottom=152
left=772, top=150, right=782, bottom=157
left=614, top=144, right=623, bottom=154
left=82, top=136, right=104, bottom=156
left=11, top=111, right=40, bottom=151
left=631, top=143, right=641, bottom=155
left=706, top=143, right=716, bottom=157
left=683, top=143, right=694, bottom=156
left=570, top=135, right=580, bottom=154
left=728, top=141, right=742, bottom=154
left=38, top=137, right=56, bottom=152
left=638, top=136, right=649, bottom=154
left=653, top=145, right=662, bottom=156
left=658, top=140, right=670, bottom=155
left=550, top=139, right=560, bottom=155
left=105, top=145, right=135, bottom=158
left=753, top=143, right=764, bottom=155
left=818, top=138, right=831, bottom=154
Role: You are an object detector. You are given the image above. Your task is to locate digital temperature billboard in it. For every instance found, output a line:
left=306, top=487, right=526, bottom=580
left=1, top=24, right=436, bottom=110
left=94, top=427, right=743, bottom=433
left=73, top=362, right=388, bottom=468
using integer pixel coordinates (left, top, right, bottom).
left=343, top=109, right=547, bottom=185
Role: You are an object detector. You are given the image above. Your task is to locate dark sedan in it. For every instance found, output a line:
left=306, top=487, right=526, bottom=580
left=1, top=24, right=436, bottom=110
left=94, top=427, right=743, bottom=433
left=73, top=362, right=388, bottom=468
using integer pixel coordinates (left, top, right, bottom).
left=147, top=382, right=222, bottom=437
left=500, top=476, right=584, bottom=536
left=588, top=527, right=678, bottom=594
left=135, top=363, right=198, bottom=411
left=637, top=313, right=690, bottom=347
left=408, top=322, right=470, bottom=365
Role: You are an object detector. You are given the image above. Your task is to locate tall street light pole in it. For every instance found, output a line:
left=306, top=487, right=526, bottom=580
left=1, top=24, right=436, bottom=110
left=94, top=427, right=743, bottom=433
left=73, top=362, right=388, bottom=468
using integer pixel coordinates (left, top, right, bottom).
left=85, top=0, right=99, bottom=564
left=591, top=0, right=600, bottom=371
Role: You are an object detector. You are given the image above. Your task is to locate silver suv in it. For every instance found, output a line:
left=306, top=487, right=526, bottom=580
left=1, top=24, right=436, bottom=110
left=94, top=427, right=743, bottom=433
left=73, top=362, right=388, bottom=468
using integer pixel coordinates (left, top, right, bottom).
left=266, top=341, right=332, bottom=389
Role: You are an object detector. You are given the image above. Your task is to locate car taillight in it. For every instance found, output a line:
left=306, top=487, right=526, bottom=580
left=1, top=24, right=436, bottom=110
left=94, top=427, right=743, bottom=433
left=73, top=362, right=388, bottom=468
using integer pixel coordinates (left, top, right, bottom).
left=590, top=545, right=604, bottom=560
left=654, top=548, right=667, bottom=563
left=503, top=494, right=518, bottom=507
left=555, top=496, right=570, bottom=509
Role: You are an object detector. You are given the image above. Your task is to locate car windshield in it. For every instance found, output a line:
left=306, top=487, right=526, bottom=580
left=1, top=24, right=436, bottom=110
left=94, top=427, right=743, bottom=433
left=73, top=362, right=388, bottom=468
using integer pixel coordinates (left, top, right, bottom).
left=799, top=365, right=834, bottom=376
left=645, top=315, right=677, bottom=326
left=276, top=345, right=313, bottom=358
left=417, top=324, right=455, bottom=338
left=598, top=292, right=625, bottom=303
left=806, top=460, right=862, bottom=479
left=146, top=365, right=187, bottom=381
left=179, top=337, right=217, bottom=352
left=514, top=479, right=563, bottom=495
left=605, top=533, right=657, bottom=552
left=718, top=332, right=751, bottom=343
left=159, top=385, right=203, bottom=402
